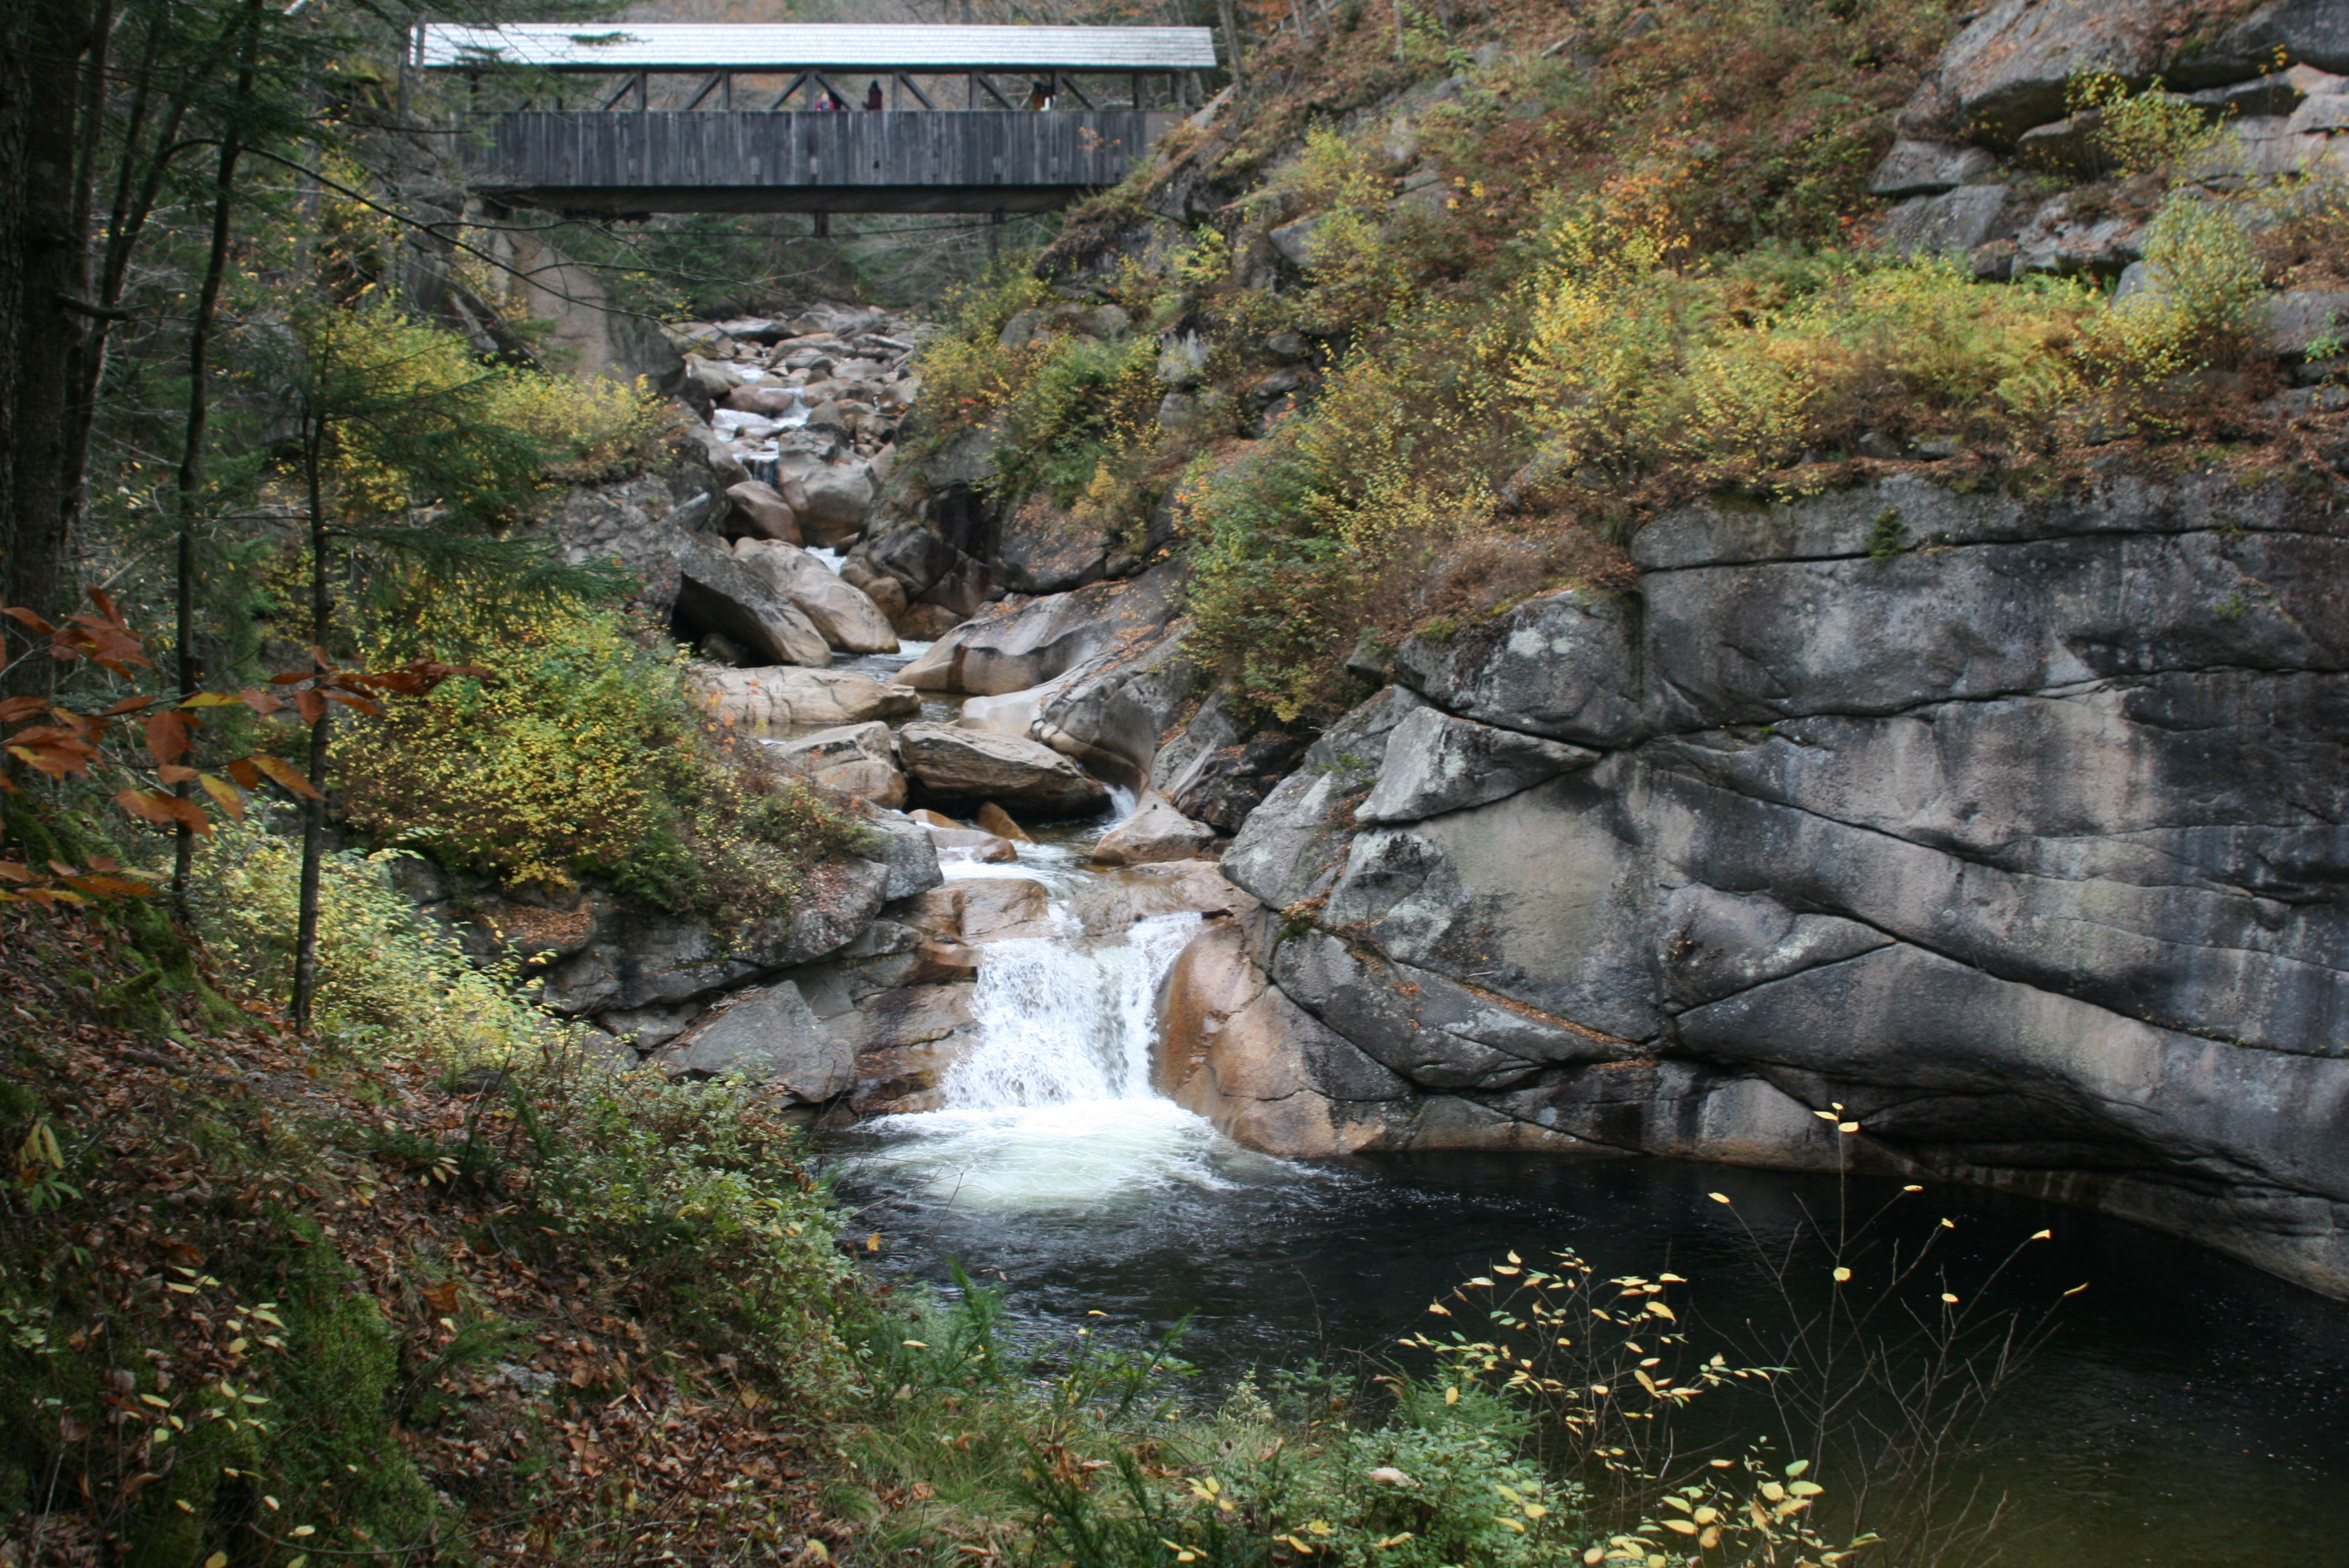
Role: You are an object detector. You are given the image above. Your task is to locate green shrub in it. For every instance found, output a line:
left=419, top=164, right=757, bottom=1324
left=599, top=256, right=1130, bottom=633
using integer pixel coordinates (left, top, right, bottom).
left=992, top=332, right=1164, bottom=507
left=2094, top=191, right=2266, bottom=379
left=2068, top=71, right=2231, bottom=183
left=335, top=606, right=860, bottom=919
left=189, top=821, right=546, bottom=1058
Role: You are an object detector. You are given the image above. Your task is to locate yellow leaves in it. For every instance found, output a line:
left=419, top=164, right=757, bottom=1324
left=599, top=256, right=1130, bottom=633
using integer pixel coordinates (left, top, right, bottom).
left=1644, top=1300, right=1676, bottom=1321
left=1708, top=1193, right=1731, bottom=1204
left=1832, top=1268, right=1851, bottom=1283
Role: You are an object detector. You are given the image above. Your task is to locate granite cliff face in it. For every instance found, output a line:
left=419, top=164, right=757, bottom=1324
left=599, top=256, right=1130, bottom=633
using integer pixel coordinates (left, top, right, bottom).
left=1161, top=471, right=2349, bottom=1296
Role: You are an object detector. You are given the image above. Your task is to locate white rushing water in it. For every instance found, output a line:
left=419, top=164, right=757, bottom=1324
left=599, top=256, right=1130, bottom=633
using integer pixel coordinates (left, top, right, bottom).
left=946, top=913, right=1201, bottom=1108
left=854, top=869, right=1229, bottom=1209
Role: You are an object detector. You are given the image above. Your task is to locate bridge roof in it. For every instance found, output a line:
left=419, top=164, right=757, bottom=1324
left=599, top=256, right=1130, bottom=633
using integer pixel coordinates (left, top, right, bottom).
left=415, top=23, right=1219, bottom=73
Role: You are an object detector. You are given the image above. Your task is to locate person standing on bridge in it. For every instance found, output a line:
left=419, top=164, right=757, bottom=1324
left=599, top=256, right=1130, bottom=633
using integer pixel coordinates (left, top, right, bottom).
left=1025, top=78, right=1053, bottom=110
left=865, top=79, right=884, bottom=110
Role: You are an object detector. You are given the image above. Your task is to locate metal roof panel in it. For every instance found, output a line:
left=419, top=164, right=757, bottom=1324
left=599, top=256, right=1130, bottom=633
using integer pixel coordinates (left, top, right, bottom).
left=417, top=23, right=1220, bottom=73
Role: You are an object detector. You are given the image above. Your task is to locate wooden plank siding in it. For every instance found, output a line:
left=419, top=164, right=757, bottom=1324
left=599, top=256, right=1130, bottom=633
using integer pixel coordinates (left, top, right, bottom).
left=470, top=109, right=1175, bottom=214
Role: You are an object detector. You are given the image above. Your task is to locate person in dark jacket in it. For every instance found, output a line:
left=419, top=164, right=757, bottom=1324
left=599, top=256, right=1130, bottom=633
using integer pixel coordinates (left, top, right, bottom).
left=866, top=79, right=884, bottom=109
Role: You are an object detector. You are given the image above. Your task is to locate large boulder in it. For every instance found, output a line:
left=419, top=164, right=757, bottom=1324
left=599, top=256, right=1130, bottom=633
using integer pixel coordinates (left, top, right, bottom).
left=770, top=721, right=907, bottom=807
left=893, top=878, right=1059, bottom=943
left=1900, top=0, right=2349, bottom=148
left=959, top=679, right=1068, bottom=739
left=897, top=562, right=1185, bottom=696
left=688, top=666, right=919, bottom=727
left=655, top=981, right=853, bottom=1101
left=996, top=493, right=1112, bottom=594
left=1152, top=924, right=1576, bottom=1158
left=541, top=856, right=893, bottom=1018
left=725, top=480, right=802, bottom=542
left=856, top=808, right=946, bottom=900
left=897, top=721, right=1112, bottom=817
left=1876, top=186, right=2016, bottom=259
left=672, top=532, right=830, bottom=666
left=793, top=461, right=878, bottom=545
left=1069, top=860, right=1259, bottom=935
left=1149, top=691, right=1314, bottom=832
left=1091, top=793, right=1216, bottom=866
left=1354, top=707, right=1599, bottom=825
left=1391, top=589, right=1642, bottom=747
left=1901, top=1, right=2186, bottom=146
left=843, top=983, right=981, bottom=1116
left=734, top=540, right=899, bottom=653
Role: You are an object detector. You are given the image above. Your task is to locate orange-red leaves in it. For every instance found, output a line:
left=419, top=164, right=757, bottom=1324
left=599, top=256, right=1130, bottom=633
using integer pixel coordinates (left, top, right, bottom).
left=144, top=710, right=191, bottom=767
left=223, top=757, right=264, bottom=790
left=248, top=755, right=322, bottom=800
left=115, top=788, right=211, bottom=833
left=293, top=690, right=326, bottom=726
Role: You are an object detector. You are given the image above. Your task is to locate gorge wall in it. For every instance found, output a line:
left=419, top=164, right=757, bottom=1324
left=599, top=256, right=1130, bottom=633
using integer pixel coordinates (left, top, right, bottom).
left=1161, top=470, right=2349, bottom=1298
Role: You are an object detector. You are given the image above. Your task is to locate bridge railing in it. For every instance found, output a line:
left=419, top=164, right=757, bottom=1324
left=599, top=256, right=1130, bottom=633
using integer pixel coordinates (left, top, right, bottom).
left=468, top=109, right=1178, bottom=215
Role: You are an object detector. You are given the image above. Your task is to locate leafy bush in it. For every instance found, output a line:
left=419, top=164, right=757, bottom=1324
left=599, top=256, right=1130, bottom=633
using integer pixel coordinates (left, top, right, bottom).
left=1185, top=303, right=1517, bottom=721
left=335, top=606, right=862, bottom=918
left=189, top=821, right=546, bottom=1057
left=2094, top=191, right=2266, bottom=379
left=913, top=269, right=1055, bottom=428
left=992, top=332, right=1164, bottom=508
left=2068, top=71, right=2231, bottom=183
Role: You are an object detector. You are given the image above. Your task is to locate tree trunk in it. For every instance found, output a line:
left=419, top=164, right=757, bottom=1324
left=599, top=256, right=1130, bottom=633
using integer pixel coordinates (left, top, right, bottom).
left=1217, top=0, right=1247, bottom=87
left=290, top=414, right=331, bottom=1034
left=171, top=0, right=265, bottom=908
left=0, top=0, right=98, bottom=686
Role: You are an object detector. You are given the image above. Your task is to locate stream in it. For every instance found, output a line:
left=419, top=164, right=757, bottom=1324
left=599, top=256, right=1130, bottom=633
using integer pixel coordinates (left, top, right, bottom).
left=791, top=643, right=2349, bottom=1567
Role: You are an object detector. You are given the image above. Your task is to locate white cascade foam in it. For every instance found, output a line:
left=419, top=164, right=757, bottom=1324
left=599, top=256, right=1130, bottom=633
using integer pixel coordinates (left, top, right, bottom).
left=942, top=912, right=1200, bottom=1108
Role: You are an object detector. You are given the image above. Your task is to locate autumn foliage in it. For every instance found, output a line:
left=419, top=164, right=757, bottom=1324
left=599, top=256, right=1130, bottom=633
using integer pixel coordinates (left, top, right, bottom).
left=1, top=591, right=475, bottom=907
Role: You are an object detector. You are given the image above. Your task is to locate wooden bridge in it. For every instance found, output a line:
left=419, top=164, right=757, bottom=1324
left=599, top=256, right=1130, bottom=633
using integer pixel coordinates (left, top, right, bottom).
left=416, top=23, right=1219, bottom=217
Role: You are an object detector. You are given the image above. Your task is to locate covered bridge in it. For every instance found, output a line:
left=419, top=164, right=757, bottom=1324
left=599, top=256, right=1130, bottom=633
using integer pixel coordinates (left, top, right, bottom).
left=415, top=23, right=1220, bottom=215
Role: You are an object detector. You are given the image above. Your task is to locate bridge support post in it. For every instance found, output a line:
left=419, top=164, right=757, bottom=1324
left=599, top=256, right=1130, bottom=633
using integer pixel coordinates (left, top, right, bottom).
left=989, top=209, right=1003, bottom=259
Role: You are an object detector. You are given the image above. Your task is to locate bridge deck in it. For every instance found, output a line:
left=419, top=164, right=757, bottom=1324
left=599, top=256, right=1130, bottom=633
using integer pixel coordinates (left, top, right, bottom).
left=470, top=109, right=1174, bottom=215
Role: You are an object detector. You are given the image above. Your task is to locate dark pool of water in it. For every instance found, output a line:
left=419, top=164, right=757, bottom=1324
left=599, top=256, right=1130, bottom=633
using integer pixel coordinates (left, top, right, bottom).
left=825, top=1142, right=2349, bottom=1568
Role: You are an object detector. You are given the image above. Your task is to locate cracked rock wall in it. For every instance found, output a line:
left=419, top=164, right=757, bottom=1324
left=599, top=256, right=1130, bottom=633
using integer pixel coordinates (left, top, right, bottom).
left=1168, top=471, right=2349, bottom=1296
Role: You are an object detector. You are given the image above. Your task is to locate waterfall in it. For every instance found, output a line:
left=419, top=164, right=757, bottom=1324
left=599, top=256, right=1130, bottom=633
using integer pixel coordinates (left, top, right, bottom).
left=848, top=894, right=1220, bottom=1211
left=943, top=913, right=1200, bottom=1109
